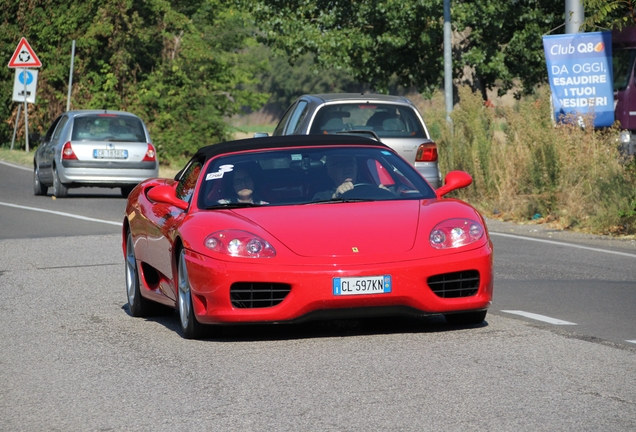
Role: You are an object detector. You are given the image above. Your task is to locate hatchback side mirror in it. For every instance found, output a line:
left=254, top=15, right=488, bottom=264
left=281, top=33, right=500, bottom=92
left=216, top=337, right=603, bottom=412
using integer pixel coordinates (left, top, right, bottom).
left=436, top=171, right=473, bottom=198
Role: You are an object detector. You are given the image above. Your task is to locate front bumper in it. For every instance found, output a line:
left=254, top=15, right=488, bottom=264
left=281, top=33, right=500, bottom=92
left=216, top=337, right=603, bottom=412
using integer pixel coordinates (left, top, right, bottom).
left=184, top=246, right=493, bottom=325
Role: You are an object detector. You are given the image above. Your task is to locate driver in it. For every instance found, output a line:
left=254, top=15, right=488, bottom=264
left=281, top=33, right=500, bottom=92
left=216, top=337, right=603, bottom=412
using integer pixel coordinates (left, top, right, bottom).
left=312, top=155, right=358, bottom=201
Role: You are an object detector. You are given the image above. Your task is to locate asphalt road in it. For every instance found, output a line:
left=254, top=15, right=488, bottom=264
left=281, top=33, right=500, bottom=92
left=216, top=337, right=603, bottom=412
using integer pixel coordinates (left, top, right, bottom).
left=1, top=159, right=636, bottom=430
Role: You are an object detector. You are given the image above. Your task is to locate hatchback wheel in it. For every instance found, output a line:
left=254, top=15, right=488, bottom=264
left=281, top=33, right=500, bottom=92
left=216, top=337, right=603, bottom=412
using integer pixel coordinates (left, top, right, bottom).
left=121, top=185, right=135, bottom=198
left=52, top=166, right=68, bottom=198
left=33, top=166, right=48, bottom=196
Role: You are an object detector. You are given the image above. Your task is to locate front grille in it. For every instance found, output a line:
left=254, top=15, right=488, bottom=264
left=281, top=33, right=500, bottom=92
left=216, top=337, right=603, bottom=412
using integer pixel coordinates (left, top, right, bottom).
left=230, top=282, right=291, bottom=308
left=427, top=270, right=479, bottom=298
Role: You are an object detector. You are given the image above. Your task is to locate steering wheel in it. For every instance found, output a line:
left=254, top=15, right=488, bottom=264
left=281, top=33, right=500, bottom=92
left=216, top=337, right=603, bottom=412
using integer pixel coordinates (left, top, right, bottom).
left=340, top=183, right=395, bottom=199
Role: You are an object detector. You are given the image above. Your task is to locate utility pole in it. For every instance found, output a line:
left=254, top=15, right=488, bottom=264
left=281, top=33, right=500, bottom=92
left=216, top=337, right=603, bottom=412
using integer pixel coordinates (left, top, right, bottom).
left=443, top=0, right=453, bottom=121
left=565, top=0, right=584, bottom=34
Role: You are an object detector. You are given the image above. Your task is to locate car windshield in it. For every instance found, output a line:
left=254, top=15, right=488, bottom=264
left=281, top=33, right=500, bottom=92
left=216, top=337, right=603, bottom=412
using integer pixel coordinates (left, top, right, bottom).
left=613, top=49, right=636, bottom=92
left=71, top=115, right=146, bottom=142
left=198, top=146, right=436, bottom=209
left=308, top=103, right=427, bottom=139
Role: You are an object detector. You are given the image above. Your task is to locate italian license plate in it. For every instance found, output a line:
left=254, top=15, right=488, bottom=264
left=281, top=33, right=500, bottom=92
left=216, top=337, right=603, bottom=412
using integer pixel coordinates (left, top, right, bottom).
left=94, top=149, right=128, bottom=159
left=333, top=275, right=392, bottom=296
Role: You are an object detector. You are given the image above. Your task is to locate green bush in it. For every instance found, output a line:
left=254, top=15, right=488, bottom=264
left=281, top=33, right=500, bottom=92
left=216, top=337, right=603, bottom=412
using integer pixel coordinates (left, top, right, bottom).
left=425, top=85, right=636, bottom=235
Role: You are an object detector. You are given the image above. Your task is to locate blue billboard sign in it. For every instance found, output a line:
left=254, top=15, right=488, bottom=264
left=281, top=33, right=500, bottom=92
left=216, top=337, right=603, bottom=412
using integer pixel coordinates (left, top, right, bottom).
left=542, top=31, right=614, bottom=127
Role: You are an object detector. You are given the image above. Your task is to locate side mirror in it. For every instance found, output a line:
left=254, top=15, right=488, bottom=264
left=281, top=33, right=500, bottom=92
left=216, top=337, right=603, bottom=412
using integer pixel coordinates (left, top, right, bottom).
left=146, top=185, right=189, bottom=210
left=435, top=171, right=473, bottom=198
left=253, top=132, right=269, bottom=138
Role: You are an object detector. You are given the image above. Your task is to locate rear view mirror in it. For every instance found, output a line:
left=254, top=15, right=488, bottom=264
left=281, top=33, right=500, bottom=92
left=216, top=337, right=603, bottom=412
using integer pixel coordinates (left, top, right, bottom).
left=436, top=171, right=473, bottom=198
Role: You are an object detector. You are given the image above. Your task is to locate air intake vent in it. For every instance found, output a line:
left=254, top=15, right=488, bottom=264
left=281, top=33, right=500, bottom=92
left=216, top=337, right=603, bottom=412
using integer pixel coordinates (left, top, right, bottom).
left=427, top=270, right=479, bottom=298
left=230, top=282, right=291, bottom=308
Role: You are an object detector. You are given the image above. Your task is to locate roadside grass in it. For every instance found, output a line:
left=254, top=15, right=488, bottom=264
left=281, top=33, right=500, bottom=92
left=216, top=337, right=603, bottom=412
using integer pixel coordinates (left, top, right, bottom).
left=0, top=147, right=32, bottom=167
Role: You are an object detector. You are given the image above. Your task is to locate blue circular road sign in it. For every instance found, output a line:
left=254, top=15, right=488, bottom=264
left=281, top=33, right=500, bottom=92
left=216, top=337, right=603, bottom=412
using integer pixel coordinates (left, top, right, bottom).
left=18, top=70, right=34, bottom=85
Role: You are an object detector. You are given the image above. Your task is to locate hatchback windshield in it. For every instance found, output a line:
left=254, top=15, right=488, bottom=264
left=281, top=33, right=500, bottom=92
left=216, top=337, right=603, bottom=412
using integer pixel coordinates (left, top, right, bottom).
left=308, top=103, right=427, bottom=138
left=72, top=115, right=146, bottom=142
left=198, top=146, right=436, bottom=209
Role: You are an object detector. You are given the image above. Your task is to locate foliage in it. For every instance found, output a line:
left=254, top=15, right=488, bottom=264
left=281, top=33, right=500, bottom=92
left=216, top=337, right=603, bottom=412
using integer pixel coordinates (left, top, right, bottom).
left=583, top=0, right=636, bottom=30
left=0, top=0, right=269, bottom=161
left=242, top=0, right=565, bottom=98
left=243, top=47, right=365, bottom=117
left=425, top=86, right=636, bottom=235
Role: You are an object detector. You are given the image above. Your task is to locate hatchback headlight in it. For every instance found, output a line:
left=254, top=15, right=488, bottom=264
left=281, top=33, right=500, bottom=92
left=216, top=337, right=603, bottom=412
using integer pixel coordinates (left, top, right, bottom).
left=620, top=131, right=632, bottom=144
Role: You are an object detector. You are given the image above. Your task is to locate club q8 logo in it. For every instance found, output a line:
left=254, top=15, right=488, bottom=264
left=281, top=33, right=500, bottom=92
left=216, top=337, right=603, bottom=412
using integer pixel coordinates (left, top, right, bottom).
left=578, top=42, right=605, bottom=53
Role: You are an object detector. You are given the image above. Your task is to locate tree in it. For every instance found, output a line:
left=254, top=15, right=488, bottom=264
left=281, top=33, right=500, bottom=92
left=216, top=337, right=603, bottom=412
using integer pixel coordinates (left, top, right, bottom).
left=241, top=0, right=565, bottom=98
left=0, top=0, right=268, bottom=159
left=582, top=0, right=636, bottom=30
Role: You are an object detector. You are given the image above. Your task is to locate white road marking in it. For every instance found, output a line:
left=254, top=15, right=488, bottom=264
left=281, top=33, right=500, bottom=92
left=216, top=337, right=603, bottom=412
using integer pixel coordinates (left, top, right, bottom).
left=626, top=340, right=636, bottom=344
left=490, top=232, right=636, bottom=259
left=501, top=310, right=577, bottom=325
left=0, top=160, right=31, bottom=172
left=0, top=201, right=121, bottom=226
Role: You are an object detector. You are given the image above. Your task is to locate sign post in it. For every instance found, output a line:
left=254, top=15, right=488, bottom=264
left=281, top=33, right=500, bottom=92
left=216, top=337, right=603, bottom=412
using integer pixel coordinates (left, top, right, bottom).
left=542, top=31, right=614, bottom=128
left=8, top=37, right=42, bottom=152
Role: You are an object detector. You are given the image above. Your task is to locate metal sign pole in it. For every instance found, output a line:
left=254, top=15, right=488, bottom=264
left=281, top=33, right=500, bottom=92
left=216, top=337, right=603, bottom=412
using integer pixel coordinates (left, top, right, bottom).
left=23, top=69, right=29, bottom=152
left=66, top=40, right=75, bottom=112
left=11, top=104, right=21, bottom=150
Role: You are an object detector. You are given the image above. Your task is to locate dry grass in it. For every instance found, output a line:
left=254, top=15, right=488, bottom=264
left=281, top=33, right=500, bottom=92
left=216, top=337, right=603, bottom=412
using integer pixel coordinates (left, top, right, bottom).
left=424, top=85, right=636, bottom=235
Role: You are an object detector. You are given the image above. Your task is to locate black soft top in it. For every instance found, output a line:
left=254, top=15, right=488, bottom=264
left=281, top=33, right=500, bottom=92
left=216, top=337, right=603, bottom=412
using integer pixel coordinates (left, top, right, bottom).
left=175, top=135, right=389, bottom=180
left=194, top=134, right=387, bottom=161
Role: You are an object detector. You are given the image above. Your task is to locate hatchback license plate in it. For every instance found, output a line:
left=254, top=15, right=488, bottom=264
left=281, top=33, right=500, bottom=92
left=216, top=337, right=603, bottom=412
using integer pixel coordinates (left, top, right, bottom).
left=333, top=275, right=392, bottom=296
left=94, top=149, right=128, bottom=159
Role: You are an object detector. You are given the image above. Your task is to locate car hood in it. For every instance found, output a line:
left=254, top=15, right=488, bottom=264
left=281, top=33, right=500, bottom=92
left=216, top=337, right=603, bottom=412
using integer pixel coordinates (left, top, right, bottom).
left=235, top=200, right=421, bottom=258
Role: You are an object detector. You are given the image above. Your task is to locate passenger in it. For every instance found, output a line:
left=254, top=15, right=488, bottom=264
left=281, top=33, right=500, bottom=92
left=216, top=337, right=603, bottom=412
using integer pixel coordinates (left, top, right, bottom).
left=218, top=166, right=268, bottom=205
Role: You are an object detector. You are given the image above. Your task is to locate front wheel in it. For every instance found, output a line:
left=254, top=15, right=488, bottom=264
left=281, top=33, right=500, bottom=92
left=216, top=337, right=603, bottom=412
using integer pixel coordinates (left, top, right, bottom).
left=52, top=166, right=68, bottom=198
left=178, top=249, right=205, bottom=339
left=444, top=310, right=487, bottom=325
left=125, top=231, right=155, bottom=317
left=33, top=166, right=48, bottom=196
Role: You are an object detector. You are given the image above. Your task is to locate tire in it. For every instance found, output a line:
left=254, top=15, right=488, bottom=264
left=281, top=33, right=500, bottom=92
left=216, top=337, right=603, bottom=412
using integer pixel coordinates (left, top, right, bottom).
left=121, top=185, right=135, bottom=198
left=52, top=166, right=69, bottom=198
left=178, top=248, right=205, bottom=339
left=444, top=310, right=487, bottom=325
left=33, top=166, right=48, bottom=196
left=125, top=231, right=155, bottom=317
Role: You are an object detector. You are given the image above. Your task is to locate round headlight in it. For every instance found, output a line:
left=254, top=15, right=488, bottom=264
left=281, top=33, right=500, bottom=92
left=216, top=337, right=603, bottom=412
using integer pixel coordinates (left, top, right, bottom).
left=246, top=239, right=263, bottom=255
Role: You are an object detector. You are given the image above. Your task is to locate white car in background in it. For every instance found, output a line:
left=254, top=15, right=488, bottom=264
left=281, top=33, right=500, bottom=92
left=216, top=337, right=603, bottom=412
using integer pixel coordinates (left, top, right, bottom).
left=33, top=110, right=158, bottom=198
left=262, top=94, right=442, bottom=188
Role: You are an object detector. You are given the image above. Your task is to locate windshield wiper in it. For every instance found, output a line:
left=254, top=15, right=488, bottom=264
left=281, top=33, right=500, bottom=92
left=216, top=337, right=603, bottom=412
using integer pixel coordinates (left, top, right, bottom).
left=205, top=202, right=262, bottom=209
left=309, top=197, right=371, bottom=204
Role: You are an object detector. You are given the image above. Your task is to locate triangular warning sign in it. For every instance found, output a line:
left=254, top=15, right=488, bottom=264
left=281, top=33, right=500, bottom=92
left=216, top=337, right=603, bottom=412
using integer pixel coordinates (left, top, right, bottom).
left=8, top=37, right=42, bottom=68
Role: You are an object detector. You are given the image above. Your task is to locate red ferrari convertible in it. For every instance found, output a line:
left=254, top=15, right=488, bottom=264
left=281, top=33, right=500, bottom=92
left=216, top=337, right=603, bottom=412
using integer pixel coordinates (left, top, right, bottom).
left=123, top=135, right=493, bottom=338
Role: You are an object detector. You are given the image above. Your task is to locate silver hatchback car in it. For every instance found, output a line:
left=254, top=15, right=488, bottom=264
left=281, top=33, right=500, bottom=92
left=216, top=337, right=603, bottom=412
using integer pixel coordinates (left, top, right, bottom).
left=33, top=110, right=158, bottom=197
left=265, top=94, right=441, bottom=188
